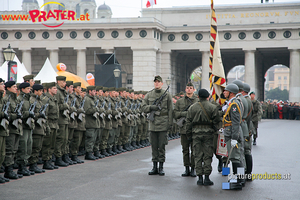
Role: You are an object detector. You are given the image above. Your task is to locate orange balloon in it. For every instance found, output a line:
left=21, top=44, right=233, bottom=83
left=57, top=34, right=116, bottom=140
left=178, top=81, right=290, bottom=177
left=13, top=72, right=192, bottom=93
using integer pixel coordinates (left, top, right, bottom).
left=56, top=63, right=67, bottom=71
left=87, top=79, right=95, bottom=86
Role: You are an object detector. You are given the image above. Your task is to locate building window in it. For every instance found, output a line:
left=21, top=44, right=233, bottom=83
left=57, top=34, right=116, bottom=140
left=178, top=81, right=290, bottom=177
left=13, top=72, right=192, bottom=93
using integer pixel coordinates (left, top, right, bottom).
left=284, top=86, right=287, bottom=90
left=127, top=79, right=132, bottom=84
left=278, top=76, right=281, bottom=80
left=84, top=9, right=88, bottom=15
left=58, top=3, right=65, bottom=10
left=278, top=85, right=281, bottom=90
left=76, top=4, right=80, bottom=18
left=284, top=76, right=287, bottom=80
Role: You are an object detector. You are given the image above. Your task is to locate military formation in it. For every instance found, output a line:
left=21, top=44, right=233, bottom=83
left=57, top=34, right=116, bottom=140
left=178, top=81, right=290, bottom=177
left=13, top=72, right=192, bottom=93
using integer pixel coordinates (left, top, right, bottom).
left=0, top=74, right=264, bottom=191
left=0, top=75, right=158, bottom=183
left=261, top=99, right=300, bottom=120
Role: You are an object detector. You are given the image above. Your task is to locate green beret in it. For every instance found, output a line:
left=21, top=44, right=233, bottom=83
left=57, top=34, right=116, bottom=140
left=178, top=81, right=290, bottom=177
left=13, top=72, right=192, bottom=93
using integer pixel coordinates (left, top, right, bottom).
left=66, top=81, right=73, bottom=87
left=23, top=75, right=34, bottom=81
left=73, top=82, right=81, bottom=87
left=81, top=88, right=87, bottom=92
left=154, top=75, right=163, bottom=82
left=34, top=80, right=41, bottom=84
left=87, top=86, right=95, bottom=91
left=19, top=82, right=30, bottom=89
left=198, top=89, right=210, bottom=98
left=48, top=82, right=56, bottom=88
left=95, top=86, right=103, bottom=91
left=56, top=76, right=66, bottom=81
left=32, top=84, right=43, bottom=91
left=186, top=82, right=194, bottom=87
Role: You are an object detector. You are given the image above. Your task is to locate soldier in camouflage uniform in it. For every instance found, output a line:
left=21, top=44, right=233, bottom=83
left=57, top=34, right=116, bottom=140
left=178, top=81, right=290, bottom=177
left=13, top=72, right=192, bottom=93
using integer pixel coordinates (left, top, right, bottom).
left=23, top=75, right=35, bottom=88
left=3, top=81, right=23, bottom=180
left=142, top=75, right=173, bottom=176
left=186, top=89, right=220, bottom=186
left=16, top=82, right=34, bottom=176
left=70, top=82, right=85, bottom=163
left=54, top=76, right=70, bottom=167
left=120, top=88, right=132, bottom=151
left=107, top=88, right=119, bottom=155
left=250, top=91, right=261, bottom=145
left=174, top=82, right=198, bottom=177
left=28, top=84, right=48, bottom=174
left=113, top=89, right=124, bottom=153
left=42, top=82, right=60, bottom=170
left=0, top=78, right=10, bottom=183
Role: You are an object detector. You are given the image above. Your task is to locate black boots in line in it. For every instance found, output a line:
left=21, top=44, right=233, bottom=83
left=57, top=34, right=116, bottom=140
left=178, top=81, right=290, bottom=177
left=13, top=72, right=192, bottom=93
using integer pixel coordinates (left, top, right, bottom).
left=148, top=162, right=165, bottom=176
left=197, top=175, right=214, bottom=186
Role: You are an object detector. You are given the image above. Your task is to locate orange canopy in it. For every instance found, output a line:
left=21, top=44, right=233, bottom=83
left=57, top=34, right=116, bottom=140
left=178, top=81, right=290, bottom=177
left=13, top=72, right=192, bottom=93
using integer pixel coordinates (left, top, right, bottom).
left=56, top=71, right=90, bottom=88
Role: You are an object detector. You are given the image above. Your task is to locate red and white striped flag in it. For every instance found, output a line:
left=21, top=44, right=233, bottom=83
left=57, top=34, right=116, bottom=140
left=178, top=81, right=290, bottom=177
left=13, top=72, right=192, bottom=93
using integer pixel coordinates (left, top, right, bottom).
left=146, top=0, right=156, bottom=8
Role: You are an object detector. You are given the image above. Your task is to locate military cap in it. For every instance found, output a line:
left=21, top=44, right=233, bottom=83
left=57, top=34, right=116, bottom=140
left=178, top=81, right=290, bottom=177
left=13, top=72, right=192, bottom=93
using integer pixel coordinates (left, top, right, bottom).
left=56, top=76, right=66, bottom=81
left=0, top=78, right=4, bottom=83
left=95, top=86, right=103, bottom=91
left=249, top=91, right=255, bottom=95
left=34, top=80, right=41, bottom=84
left=87, top=86, right=95, bottom=91
left=81, top=88, right=87, bottom=92
left=129, top=89, right=134, bottom=93
left=154, top=75, right=163, bottom=82
left=32, top=84, right=43, bottom=91
left=243, top=83, right=251, bottom=93
left=66, top=81, right=73, bottom=87
left=19, top=82, right=30, bottom=89
left=126, top=88, right=129, bottom=92
left=224, top=84, right=239, bottom=94
left=103, top=87, right=108, bottom=92
left=110, top=87, right=116, bottom=91
left=179, top=91, right=185, bottom=95
left=186, top=82, right=194, bottom=87
left=73, top=82, right=81, bottom=88
left=42, top=83, right=48, bottom=89
left=5, top=81, right=16, bottom=88
left=198, top=89, right=210, bottom=98
left=119, top=87, right=126, bottom=91
left=23, top=74, right=34, bottom=81
left=16, top=83, right=20, bottom=89
left=232, top=80, right=244, bottom=91
left=48, top=82, right=56, bottom=88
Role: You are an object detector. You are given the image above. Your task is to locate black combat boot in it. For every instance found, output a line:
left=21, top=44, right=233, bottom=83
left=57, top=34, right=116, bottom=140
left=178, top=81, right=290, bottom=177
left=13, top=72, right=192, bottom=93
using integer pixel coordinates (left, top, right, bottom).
left=124, top=144, right=132, bottom=151
left=218, top=159, right=223, bottom=172
left=107, top=148, right=116, bottom=155
left=230, top=163, right=243, bottom=190
left=55, top=157, right=69, bottom=167
left=94, top=151, right=104, bottom=159
left=148, top=162, right=158, bottom=175
left=101, top=149, right=110, bottom=157
left=197, top=175, right=203, bottom=185
left=0, top=176, right=6, bottom=184
left=112, top=146, right=121, bottom=154
left=128, top=143, right=135, bottom=150
left=204, top=175, right=214, bottom=186
left=4, top=165, right=19, bottom=179
left=51, top=154, right=56, bottom=162
left=71, top=155, right=85, bottom=163
left=181, top=166, right=190, bottom=177
left=0, top=165, right=4, bottom=173
left=118, top=145, right=126, bottom=152
left=158, top=162, right=165, bottom=176
left=132, top=141, right=139, bottom=149
left=43, top=160, right=54, bottom=170
left=85, top=152, right=97, bottom=160
left=245, top=154, right=253, bottom=181
left=190, top=167, right=196, bottom=177
left=29, top=163, right=44, bottom=173
left=0, top=175, right=9, bottom=182
left=253, top=138, right=256, bottom=145
left=78, top=147, right=85, bottom=156
left=17, top=164, right=31, bottom=176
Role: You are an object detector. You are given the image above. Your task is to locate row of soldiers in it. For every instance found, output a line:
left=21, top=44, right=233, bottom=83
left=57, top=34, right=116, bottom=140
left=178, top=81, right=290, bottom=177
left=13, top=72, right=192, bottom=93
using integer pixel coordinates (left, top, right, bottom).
left=0, top=75, right=153, bottom=183
left=261, top=100, right=300, bottom=120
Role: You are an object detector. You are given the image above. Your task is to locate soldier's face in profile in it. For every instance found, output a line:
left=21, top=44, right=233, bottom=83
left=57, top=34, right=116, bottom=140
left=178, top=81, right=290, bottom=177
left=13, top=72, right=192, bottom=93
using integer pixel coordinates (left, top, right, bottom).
left=22, top=87, right=31, bottom=94
left=223, top=90, right=229, bottom=99
left=154, top=80, right=163, bottom=89
left=29, top=79, right=35, bottom=87
left=7, top=85, right=17, bottom=94
left=0, top=82, right=5, bottom=92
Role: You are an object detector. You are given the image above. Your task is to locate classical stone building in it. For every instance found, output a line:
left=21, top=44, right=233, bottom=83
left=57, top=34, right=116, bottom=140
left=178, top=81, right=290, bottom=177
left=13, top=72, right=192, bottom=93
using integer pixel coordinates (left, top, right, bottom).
left=0, top=1, right=300, bottom=101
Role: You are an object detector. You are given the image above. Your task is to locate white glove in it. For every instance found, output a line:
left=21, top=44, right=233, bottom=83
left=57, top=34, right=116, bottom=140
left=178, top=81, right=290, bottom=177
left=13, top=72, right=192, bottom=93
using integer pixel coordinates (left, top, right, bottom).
left=222, top=104, right=228, bottom=112
left=231, top=140, right=238, bottom=147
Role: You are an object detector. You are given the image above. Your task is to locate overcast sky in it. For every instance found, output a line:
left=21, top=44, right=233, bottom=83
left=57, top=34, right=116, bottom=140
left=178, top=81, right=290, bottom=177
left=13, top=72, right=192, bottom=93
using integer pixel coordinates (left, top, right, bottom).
left=1, top=0, right=299, bottom=18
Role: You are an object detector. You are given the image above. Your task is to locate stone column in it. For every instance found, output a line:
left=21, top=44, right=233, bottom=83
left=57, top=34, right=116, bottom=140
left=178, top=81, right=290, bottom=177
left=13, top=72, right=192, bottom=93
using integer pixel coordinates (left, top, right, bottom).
left=76, top=48, right=86, bottom=79
left=289, top=49, right=300, bottom=102
left=161, top=50, right=172, bottom=91
left=21, top=49, right=32, bottom=73
left=244, top=50, right=257, bottom=93
left=201, top=51, right=210, bottom=90
left=48, top=48, right=59, bottom=71
left=156, top=50, right=161, bottom=75
left=0, top=49, right=4, bottom=66
left=132, top=48, right=157, bottom=91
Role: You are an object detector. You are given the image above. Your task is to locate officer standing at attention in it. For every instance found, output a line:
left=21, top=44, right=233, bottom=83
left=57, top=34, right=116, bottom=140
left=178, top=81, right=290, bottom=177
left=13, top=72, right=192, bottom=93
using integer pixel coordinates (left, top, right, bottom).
left=142, top=75, right=173, bottom=176
left=174, top=82, right=198, bottom=177
left=222, top=84, right=244, bottom=190
left=186, top=89, right=220, bottom=186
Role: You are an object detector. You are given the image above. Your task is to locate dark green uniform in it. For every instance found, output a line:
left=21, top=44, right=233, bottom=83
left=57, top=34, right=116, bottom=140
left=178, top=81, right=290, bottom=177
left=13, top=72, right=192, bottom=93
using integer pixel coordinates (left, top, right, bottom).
left=142, top=88, right=173, bottom=163
left=67, top=93, right=77, bottom=159
left=0, top=91, right=9, bottom=172
left=93, top=95, right=105, bottom=155
left=54, top=85, right=70, bottom=159
left=251, top=98, right=261, bottom=140
left=186, top=99, right=220, bottom=176
left=174, top=94, right=198, bottom=170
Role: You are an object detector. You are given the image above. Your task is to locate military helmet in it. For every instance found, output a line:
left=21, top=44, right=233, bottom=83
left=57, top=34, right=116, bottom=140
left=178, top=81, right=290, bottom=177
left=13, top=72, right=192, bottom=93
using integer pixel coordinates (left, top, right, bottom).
left=243, top=83, right=250, bottom=93
left=232, top=80, right=243, bottom=90
left=224, top=84, right=239, bottom=94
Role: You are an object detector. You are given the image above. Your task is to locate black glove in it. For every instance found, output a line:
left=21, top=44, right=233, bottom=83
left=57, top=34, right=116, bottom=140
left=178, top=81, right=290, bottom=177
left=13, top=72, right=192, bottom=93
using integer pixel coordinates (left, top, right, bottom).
left=150, top=105, right=159, bottom=111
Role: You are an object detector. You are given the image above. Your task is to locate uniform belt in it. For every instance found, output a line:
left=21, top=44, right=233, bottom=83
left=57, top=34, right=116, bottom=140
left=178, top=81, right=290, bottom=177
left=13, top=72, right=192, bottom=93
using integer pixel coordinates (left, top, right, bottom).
left=160, top=112, right=168, bottom=116
left=224, top=123, right=232, bottom=127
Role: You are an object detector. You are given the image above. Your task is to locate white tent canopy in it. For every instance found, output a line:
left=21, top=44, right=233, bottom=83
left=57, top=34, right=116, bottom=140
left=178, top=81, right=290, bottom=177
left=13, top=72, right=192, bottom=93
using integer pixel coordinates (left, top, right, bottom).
left=0, top=55, right=30, bottom=83
left=34, top=58, right=57, bottom=83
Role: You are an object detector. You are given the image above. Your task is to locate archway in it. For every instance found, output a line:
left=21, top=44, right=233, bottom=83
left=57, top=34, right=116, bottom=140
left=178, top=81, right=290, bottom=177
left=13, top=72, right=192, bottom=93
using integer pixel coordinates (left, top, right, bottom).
left=190, top=66, right=202, bottom=92
left=226, top=65, right=245, bottom=84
